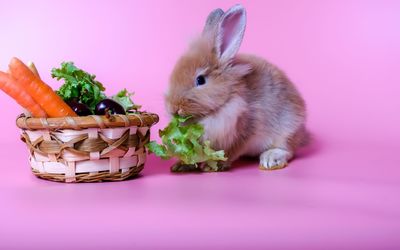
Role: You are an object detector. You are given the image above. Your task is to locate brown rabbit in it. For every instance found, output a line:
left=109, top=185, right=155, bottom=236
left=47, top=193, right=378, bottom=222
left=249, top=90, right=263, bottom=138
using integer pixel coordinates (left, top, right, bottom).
left=166, top=4, right=307, bottom=171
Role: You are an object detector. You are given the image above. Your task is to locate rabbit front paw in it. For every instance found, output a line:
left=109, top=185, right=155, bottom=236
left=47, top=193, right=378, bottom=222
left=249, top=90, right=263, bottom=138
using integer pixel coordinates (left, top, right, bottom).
left=259, top=148, right=292, bottom=170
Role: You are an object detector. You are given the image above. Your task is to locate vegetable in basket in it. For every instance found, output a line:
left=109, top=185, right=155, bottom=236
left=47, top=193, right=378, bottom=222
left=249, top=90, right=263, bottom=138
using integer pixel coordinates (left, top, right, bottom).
left=95, top=99, right=126, bottom=115
left=111, top=89, right=142, bottom=111
left=0, top=71, right=47, bottom=118
left=0, top=58, right=140, bottom=118
left=51, top=62, right=106, bottom=113
left=6, top=57, right=77, bottom=118
left=52, top=62, right=140, bottom=116
left=146, top=115, right=227, bottom=172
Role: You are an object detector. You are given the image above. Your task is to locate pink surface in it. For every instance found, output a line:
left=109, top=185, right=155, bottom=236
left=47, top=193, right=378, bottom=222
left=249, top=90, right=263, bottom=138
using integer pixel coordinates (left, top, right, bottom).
left=0, top=0, right=399, bottom=249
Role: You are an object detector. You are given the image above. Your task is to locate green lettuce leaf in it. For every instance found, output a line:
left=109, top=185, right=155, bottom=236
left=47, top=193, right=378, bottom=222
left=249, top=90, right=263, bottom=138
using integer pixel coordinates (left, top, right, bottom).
left=51, top=62, right=106, bottom=112
left=111, top=88, right=141, bottom=112
left=146, top=141, right=169, bottom=159
left=146, top=115, right=227, bottom=167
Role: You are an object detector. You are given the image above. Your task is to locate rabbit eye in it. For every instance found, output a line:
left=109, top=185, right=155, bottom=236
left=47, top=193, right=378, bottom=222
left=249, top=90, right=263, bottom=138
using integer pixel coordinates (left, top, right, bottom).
left=195, top=75, right=206, bottom=86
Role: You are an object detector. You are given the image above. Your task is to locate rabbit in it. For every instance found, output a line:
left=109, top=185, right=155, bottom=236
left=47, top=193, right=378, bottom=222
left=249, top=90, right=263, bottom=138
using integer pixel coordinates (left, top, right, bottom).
left=165, top=4, right=308, bottom=172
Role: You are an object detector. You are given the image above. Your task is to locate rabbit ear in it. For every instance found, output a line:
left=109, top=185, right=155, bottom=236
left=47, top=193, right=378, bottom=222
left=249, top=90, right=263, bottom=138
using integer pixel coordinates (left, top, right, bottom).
left=203, top=8, right=224, bottom=35
left=215, top=4, right=246, bottom=63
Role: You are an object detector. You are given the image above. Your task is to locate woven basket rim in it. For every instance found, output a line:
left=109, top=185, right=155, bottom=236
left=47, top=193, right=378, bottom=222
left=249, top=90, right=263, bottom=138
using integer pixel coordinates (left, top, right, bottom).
left=16, top=111, right=159, bottom=130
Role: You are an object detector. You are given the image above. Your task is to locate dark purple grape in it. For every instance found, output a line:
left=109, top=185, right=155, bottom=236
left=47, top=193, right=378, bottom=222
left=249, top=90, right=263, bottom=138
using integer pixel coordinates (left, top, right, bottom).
left=95, top=99, right=125, bottom=115
left=66, top=100, right=93, bottom=116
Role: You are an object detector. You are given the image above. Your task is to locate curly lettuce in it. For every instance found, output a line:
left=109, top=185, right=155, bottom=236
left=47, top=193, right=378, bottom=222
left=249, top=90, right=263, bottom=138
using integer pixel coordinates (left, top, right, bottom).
left=51, top=62, right=106, bottom=112
left=111, top=89, right=141, bottom=112
left=146, top=115, right=227, bottom=169
left=52, top=62, right=140, bottom=113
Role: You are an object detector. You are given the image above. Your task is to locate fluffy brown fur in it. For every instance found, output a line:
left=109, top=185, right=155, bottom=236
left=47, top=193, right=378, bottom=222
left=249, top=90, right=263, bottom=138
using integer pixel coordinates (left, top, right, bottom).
left=165, top=5, right=308, bottom=171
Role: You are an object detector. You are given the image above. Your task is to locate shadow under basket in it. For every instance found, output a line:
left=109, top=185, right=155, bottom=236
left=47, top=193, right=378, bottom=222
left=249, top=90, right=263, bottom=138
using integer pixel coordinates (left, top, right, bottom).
left=16, top=112, right=159, bottom=183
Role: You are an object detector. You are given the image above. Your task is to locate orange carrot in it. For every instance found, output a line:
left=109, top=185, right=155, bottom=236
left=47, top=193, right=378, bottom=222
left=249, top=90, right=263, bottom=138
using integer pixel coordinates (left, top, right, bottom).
left=27, top=61, right=41, bottom=79
left=0, top=71, right=47, bottom=117
left=8, top=57, right=77, bottom=117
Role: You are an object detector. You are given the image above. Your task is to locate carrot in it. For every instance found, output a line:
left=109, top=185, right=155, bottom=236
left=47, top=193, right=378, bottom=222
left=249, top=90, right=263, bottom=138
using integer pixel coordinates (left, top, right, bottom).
left=8, top=57, right=77, bottom=118
left=0, top=71, right=47, bottom=117
left=27, top=61, right=41, bottom=79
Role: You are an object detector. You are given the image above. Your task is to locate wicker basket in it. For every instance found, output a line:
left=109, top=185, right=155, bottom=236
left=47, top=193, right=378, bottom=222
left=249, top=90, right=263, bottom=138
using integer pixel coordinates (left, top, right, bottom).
left=16, top=112, right=159, bottom=183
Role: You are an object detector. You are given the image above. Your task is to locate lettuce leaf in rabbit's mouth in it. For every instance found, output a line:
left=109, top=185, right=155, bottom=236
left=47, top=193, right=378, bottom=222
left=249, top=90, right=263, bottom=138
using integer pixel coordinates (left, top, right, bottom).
left=146, top=115, right=227, bottom=169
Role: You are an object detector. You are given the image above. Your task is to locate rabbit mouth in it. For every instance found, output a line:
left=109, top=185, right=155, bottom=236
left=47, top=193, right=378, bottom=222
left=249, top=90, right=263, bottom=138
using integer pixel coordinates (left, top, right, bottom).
left=179, top=99, right=219, bottom=118
left=167, top=93, right=222, bottom=118
left=176, top=109, right=208, bottom=118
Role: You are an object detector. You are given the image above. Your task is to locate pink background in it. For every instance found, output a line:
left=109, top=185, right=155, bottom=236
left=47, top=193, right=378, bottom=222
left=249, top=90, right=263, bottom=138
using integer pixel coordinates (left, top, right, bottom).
left=1, top=0, right=400, bottom=249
